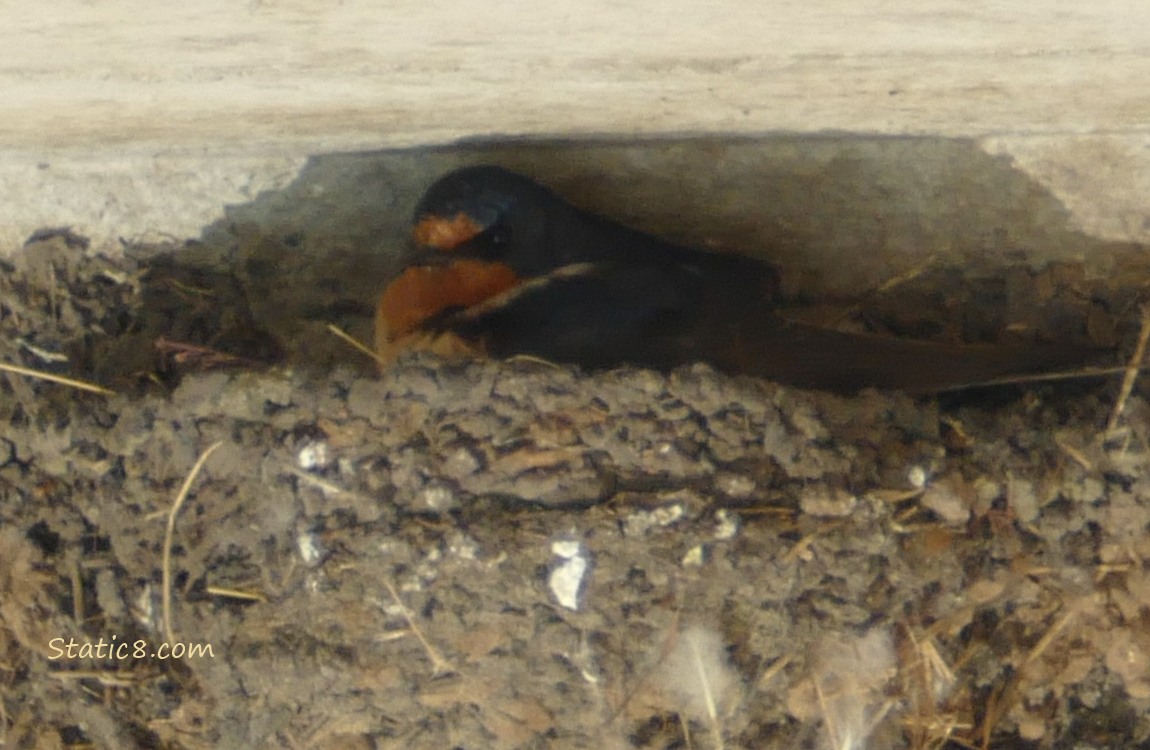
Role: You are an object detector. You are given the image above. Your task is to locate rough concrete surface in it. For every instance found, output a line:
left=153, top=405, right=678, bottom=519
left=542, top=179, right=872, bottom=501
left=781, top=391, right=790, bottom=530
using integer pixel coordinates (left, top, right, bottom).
left=3, top=2, right=1150, bottom=252
left=3, top=134, right=1150, bottom=264
left=5, top=1, right=1149, bottom=152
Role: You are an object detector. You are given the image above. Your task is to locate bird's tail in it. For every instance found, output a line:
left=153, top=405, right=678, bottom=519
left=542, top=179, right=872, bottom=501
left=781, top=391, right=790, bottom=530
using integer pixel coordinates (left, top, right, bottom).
left=729, top=321, right=1110, bottom=394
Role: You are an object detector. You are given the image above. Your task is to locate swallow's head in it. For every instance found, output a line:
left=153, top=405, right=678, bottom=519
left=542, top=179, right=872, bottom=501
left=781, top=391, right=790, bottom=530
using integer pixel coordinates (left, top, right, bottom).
left=374, top=166, right=557, bottom=368
left=410, top=165, right=565, bottom=275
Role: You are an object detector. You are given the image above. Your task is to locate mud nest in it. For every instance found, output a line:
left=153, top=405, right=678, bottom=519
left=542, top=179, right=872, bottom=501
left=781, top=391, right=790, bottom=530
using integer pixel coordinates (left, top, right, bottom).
left=3, top=233, right=1150, bottom=749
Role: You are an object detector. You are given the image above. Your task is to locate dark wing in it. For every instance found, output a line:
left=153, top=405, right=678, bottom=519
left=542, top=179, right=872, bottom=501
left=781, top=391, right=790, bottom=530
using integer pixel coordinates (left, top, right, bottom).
left=443, top=260, right=722, bottom=372
left=437, top=257, right=1103, bottom=393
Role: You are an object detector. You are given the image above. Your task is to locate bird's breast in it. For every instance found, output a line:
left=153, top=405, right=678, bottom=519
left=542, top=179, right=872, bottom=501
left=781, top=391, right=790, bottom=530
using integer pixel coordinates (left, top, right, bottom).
left=374, top=259, right=521, bottom=366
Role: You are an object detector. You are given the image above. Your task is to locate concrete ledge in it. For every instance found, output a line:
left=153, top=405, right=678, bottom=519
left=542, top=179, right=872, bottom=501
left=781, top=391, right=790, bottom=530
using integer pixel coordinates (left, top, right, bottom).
left=2, top=2, right=1148, bottom=257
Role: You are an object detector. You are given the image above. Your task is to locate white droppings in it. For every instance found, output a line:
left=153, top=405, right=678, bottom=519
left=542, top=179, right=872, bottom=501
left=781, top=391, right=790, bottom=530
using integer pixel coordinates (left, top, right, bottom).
left=623, top=504, right=685, bottom=537
left=682, top=545, right=705, bottom=567
left=297, top=440, right=331, bottom=471
left=712, top=509, right=739, bottom=541
left=447, top=532, right=479, bottom=561
left=419, top=483, right=456, bottom=512
left=551, top=539, right=582, bottom=559
left=549, top=539, right=589, bottom=611
left=132, top=584, right=156, bottom=632
left=297, top=530, right=322, bottom=564
left=907, top=465, right=928, bottom=489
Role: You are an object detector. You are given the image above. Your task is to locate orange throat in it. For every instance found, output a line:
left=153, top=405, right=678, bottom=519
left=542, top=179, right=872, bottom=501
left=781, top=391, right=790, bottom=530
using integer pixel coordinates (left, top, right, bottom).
left=374, top=259, right=521, bottom=367
left=411, top=212, right=484, bottom=251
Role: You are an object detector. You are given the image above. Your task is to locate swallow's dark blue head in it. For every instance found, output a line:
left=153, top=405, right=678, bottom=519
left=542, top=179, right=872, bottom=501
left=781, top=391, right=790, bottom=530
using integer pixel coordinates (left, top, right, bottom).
left=411, top=165, right=578, bottom=274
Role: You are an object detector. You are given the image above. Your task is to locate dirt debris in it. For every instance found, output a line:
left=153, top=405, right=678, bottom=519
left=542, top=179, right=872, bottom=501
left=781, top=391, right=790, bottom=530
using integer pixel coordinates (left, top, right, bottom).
left=3, top=235, right=1150, bottom=749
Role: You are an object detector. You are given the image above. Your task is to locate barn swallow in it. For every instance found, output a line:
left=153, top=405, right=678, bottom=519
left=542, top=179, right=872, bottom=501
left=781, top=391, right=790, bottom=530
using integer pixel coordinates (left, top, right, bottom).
left=375, top=165, right=1100, bottom=393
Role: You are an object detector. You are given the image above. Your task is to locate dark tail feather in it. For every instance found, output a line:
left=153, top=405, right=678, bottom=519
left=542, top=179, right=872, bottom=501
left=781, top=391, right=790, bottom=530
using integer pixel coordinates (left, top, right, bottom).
left=727, top=321, right=1108, bottom=394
